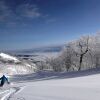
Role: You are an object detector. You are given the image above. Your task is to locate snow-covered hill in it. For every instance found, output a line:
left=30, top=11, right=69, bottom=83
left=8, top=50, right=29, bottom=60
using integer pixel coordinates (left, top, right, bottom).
left=0, top=53, right=37, bottom=75
left=6, top=68, right=100, bottom=100
left=0, top=53, right=19, bottom=63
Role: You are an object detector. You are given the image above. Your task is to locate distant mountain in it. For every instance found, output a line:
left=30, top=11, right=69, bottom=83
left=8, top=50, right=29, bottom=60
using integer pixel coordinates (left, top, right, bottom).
left=13, top=45, right=64, bottom=54
left=8, top=45, right=64, bottom=62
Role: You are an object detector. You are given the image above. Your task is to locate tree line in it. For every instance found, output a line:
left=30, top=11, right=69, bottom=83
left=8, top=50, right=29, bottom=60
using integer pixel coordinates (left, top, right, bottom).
left=37, top=33, right=100, bottom=72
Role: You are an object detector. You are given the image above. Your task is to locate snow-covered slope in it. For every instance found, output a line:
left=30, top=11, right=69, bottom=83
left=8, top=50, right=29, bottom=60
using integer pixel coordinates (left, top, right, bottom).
left=9, top=67, right=100, bottom=82
left=0, top=53, right=19, bottom=63
left=8, top=71, right=100, bottom=100
left=0, top=53, right=37, bottom=75
left=0, top=63, right=36, bottom=75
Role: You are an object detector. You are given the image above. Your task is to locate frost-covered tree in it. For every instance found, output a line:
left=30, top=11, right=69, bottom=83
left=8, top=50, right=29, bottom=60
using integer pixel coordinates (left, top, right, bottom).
left=60, top=43, right=74, bottom=71
left=37, top=33, right=100, bottom=72
left=76, top=36, right=90, bottom=70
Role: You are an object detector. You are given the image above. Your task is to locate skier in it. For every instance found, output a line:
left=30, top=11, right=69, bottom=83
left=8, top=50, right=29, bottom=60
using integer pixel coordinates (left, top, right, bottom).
left=0, top=75, right=10, bottom=87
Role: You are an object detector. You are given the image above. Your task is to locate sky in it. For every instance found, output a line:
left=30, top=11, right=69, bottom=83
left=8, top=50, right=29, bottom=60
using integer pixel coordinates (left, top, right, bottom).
left=0, top=0, right=100, bottom=51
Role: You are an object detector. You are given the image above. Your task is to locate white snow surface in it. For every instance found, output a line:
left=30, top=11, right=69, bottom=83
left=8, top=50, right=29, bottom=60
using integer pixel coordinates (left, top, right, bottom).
left=8, top=73, right=100, bottom=100
left=0, top=53, right=19, bottom=62
left=0, top=53, right=37, bottom=75
left=0, top=63, right=36, bottom=75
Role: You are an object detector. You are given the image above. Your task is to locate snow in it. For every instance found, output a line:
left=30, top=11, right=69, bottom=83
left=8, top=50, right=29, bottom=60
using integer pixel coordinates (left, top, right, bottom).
left=0, top=63, right=36, bottom=75
left=0, top=83, right=18, bottom=100
left=0, top=52, right=37, bottom=75
left=0, top=53, right=19, bottom=63
left=1, top=88, right=15, bottom=100
left=5, top=71, right=100, bottom=100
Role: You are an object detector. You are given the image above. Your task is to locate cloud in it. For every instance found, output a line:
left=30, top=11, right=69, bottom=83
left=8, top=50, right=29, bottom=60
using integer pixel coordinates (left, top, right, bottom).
left=0, top=1, right=12, bottom=22
left=0, top=1, right=52, bottom=27
left=0, top=1, right=42, bottom=26
left=16, top=4, right=41, bottom=19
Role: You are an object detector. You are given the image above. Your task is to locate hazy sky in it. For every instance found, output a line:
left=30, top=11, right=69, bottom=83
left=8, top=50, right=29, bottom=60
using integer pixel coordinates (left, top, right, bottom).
left=0, top=0, right=100, bottom=51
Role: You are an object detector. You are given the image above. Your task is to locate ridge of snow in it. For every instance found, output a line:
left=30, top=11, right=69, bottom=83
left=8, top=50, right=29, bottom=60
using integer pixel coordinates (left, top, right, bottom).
left=0, top=53, right=19, bottom=62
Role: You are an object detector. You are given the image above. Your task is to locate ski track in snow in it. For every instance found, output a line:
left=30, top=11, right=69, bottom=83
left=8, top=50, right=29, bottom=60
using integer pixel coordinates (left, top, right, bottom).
left=0, top=85, right=24, bottom=100
left=0, top=88, right=15, bottom=100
